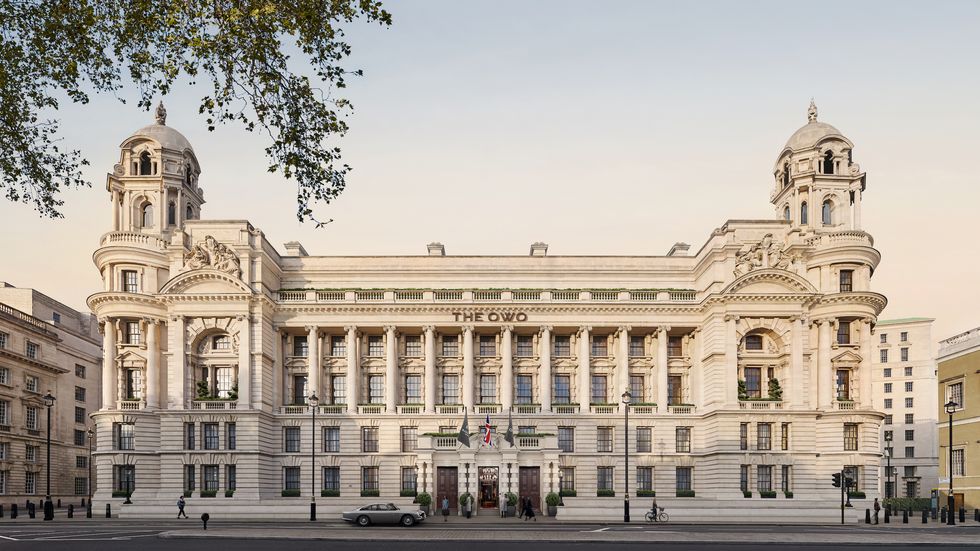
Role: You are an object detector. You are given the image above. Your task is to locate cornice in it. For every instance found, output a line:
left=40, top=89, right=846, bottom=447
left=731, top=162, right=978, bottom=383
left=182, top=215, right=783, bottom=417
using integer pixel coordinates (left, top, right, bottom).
left=0, top=348, right=70, bottom=374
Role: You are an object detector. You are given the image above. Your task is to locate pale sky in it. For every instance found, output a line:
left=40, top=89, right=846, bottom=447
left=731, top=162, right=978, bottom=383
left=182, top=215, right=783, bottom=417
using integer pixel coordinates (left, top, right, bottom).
left=2, top=0, right=978, bottom=344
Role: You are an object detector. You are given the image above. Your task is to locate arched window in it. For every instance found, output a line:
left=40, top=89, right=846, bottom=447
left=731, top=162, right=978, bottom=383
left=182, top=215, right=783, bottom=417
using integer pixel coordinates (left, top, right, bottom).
left=822, top=151, right=834, bottom=174
left=139, top=152, right=152, bottom=176
left=822, top=200, right=833, bottom=226
left=141, top=203, right=153, bottom=228
left=167, top=201, right=176, bottom=226
left=800, top=201, right=808, bottom=225
left=782, top=163, right=790, bottom=188
left=186, top=204, right=194, bottom=220
left=783, top=205, right=791, bottom=221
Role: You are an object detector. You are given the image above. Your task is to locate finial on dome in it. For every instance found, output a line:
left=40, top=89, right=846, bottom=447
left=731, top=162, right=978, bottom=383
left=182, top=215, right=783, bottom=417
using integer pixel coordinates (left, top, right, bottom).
left=807, top=98, right=818, bottom=123
left=155, top=101, right=167, bottom=125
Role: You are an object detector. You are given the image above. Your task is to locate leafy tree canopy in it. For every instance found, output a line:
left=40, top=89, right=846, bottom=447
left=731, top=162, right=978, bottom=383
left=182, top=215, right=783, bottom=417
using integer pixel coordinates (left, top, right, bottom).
left=0, top=0, right=391, bottom=221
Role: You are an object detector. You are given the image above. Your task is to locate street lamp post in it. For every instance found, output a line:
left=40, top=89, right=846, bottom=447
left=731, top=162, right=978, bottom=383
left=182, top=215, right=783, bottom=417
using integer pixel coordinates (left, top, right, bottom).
left=884, top=431, right=893, bottom=500
left=558, top=471, right=564, bottom=506
left=309, top=392, right=319, bottom=521
left=87, top=428, right=94, bottom=518
left=43, top=392, right=55, bottom=521
left=622, top=389, right=631, bottom=523
left=945, top=400, right=957, bottom=526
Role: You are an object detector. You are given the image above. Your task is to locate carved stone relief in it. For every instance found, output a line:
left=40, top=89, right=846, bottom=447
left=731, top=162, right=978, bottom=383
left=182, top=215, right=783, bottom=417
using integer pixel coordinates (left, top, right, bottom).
left=182, top=235, right=242, bottom=277
left=734, top=233, right=794, bottom=277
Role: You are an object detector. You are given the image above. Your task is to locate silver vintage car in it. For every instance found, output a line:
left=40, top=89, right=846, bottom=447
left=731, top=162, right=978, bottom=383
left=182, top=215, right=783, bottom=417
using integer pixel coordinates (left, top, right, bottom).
left=342, top=503, right=427, bottom=526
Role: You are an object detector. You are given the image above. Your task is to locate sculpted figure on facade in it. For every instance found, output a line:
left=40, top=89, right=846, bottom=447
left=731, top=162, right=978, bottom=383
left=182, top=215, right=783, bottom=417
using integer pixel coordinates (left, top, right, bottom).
left=734, top=233, right=793, bottom=277
left=182, top=235, right=242, bottom=277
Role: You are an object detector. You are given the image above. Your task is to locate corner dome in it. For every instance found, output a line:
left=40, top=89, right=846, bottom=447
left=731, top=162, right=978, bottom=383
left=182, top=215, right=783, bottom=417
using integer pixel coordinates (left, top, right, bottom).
left=782, top=100, right=847, bottom=151
left=123, top=102, right=194, bottom=152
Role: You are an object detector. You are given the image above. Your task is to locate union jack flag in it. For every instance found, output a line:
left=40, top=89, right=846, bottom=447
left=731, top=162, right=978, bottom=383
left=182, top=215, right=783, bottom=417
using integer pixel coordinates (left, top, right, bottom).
left=483, top=414, right=493, bottom=447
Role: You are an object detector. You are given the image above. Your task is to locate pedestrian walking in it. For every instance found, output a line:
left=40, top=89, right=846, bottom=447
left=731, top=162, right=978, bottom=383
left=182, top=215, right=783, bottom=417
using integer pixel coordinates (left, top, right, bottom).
left=441, top=496, right=450, bottom=522
left=525, top=497, right=536, bottom=522
left=873, top=498, right=881, bottom=524
left=176, top=495, right=188, bottom=519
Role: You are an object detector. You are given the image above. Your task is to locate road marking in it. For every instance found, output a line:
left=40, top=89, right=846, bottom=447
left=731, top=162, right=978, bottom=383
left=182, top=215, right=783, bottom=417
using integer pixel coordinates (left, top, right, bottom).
left=0, top=535, right=20, bottom=541
left=585, top=527, right=610, bottom=532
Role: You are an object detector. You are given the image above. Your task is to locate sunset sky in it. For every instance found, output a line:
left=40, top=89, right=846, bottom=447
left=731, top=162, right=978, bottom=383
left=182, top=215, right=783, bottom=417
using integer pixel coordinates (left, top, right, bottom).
left=2, top=0, right=978, bottom=343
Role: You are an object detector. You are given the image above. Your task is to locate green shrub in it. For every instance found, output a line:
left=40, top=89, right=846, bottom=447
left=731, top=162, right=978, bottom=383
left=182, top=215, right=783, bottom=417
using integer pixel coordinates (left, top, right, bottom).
left=597, top=489, right=615, bottom=497
left=416, top=492, right=432, bottom=506
left=400, top=489, right=418, bottom=498
left=281, top=489, right=300, bottom=497
left=847, top=491, right=866, bottom=499
left=182, top=491, right=192, bottom=498
left=784, top=491, right=794, bottom=498
left=561, top=489, right=577, bottom=497
left=760, top=491, right=777, bottom=499
left=636, top=490, right=656, bottom=497
left=545, top=492, right=561, bottom=506
left=743, top=491, right=752, bottom=498
left=224, top=490, right=235, bottom=498
left=676, top=490, right=695, bottom=498
left=883, top=497, right=931, bottom=511
left=321, top=489, right=339, bottom=497
left=200, top=490, right=217, bottom=498
left=458, top=492, right=471, bottom=507
left=505, top=492, right=518, bottom=506
left=361, top=489, right=379, bottom=497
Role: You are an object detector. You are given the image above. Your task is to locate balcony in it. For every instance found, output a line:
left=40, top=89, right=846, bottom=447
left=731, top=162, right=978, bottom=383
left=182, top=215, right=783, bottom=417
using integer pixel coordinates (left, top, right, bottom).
left=119, top=400, right=145, bottom=411
left=435, top=404, right=464, bottom=415
left=99, top=231, right=168, bottom=251
left=358, top=404, right=384, bottom=414
left=475, top=404, right=501, bottom=414
left=667, top=405, right=696, bottom=414
left=191, top=400, right=236, bottom=410
left=552, top=404, right=578, bottom=415
left=513, top=404, right=541, bottom=414
left=590, top=404, right=618, bottom=414
left=518, top=436, right=540, bottom=449
left=738, top=401, right=783, bottom=411
left=279, top=405, right=310, bottom=414
left=435, top=437, right=458, bottom=449
left=629, top=404, right=656, bottom=414
left=835, top=401, right=856, bottom=411
left=320, top=404, right=346, bottom=414
left=397, top=404, right=423, bottom=414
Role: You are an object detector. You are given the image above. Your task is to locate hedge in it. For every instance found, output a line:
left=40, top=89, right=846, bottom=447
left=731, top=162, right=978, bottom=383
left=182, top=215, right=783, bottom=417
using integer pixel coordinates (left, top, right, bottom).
left=676, top=490, right=696, bottom=498
left=597, top=489, right=616, bottom=497
left=636, top=490, right=656, bottom=497
left=321, top=489, right=340, bottom=497
left=883, top=497, right=932, bottom=511
left=281, top=489, right=301, bottom=497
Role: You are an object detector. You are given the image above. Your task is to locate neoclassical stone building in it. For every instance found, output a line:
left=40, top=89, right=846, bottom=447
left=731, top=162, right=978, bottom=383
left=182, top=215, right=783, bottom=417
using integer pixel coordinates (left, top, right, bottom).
left=89, top=101, right=886, bottom=513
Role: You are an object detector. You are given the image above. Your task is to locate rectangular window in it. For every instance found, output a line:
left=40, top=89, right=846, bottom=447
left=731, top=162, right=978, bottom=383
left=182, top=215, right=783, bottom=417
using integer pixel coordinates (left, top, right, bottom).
left=323, top=426, right=340, bottom=452
left=884, top=398, right=892, bottom=409
left=114, top=422, right=134, bottom=450
left=0, top=443, right=6, bottom=462
left=558, top=427, right=574, bottom=452
left=479, top=375, right=497, bottom=404
left=26, top=405, right=38, bottom=429
left=404, top=335, right=422, bottom=357
left=884, top=414, right=892, bottom=425
left=553, top=335, right=571, bottom=357
left=637, top=427, right=652, bottom=453
left=839, top=270, right=853, bottom=292
left=26, top=375, right=39, bottom=393
left=900, top=331, right=908, bottom=342
left=904, top=466, right=916, bottom=478
left=283, top=466, right=301, bottom=491
left=904, top=413, right=914, bottom=424
left=745, top=334, right=763, bottom=350
left=900, top=348, right=909, bottom=362
left=114, top=465, right=135, bottom=494
left=74, top=477, right=87, bottom=495
left=226, top=465, right=237, bottom=491
left=122, top=270, right=139, bottom=293
left=74, top=429, right=86, bottom=446
left=515, top=335, right=533, bottom=357
left=637, top=466, right=653, bottom=492
left=330, top=335, right=346, bottom=357
left=553, top=375, right=571, bottom=404
left=843, top=466, right=859, bottom=491
left=904, top=429, right=914, bottom=441
left=836, top=369, right=850, bottom=401
left=0, top=332, right=6, bottom=349
left=203, top=423, right=219, bottom=450
left=401, top=467, right=417, bottom=494
left=185, top=422, right=195, bottom=450
left=597, top=426, right=613, bottom=453
left=782, top=465, right=792, bottom=492
left=560, top=467, right=575, bottom=493
left=904, top=446, right=914, bottom=458
left=880, top=333, right=888, bottom=344
left=0, top=400, right=7, bottom=426
left=331, top=375, right=346, bottom=405
left=368, top=375, right=384, bottom=404
left=951, top=449, right=964, bottom=476
left=781, top=423, right=790, bottom=450
left=76, top=455, right=87, bottom=468
left=75, top=386, right=86, bottom=401
left=0, top=367, right=8, bottom=386
left=516, top=375, right=533, bottom=405
left=676, top=467, right=692, bottom=492
left=441, top=375, right=459, bottom=404
left=203, top=465, right=219, bottom=492
left=367, top=335, right=384, bottom=357
left=884, top=382, right=892, bottom=393
left=441, top=335, right=459, bottom=357
left=283, top=426, right=301, bottom=453
left=292, top=376, right=308, bottom=405
left=75, top=364, right=86, bottom=379
left=904, top=366, right=913, bottom=377
left=75, top=406, right=86, bottom=424
left=668, top=375, right=682, bottom=405
left=880, top=349, right=888, bottom=363
left=404, top=375, right=422, bottom=403
left=591, top=335, right=607, bottom=357
left=883, top=368, right=891, bottom=378
left=591, top=375, right=607, bottom=403
left=837, top=321, right=851, bottom=345
left=126, top=369, right=143, bottom=400
left=26, top=341, right=39, bottom=359
left=322, top=466, right=340, bottom=492
left=292, top=335, right=308, bottom=356
left=757, top=465, right=772, bottom=493
left=597, top=467, right=614, bottom=492
left=630, top=375, right=644, bottom=403
left=668, top=336, right=683, bottom=357
left=26, top=445, right=38, bottom=462
left=124, top=322, right=141, bottom=345
left=362, top=466, right=379, bottom=492
left=215, top=367, right=233, bottom=399
left=947, top=382, right=963, bottom=408
left=226, top=423, right=236, bottom=450
left=905, top=397, right=914, bottom=408
left=740, top=465, right=749, bottom=492
left=843, top=423, right=858, bottom=451
left=744, top=367, right=761, bottom=398
left=479, top=335, right=496, bottom=357
left=740, top=423, right=748, bottom=450
left=401, top=426, right=417, bottom=453
left=361, top=427, right=379, bottom=453
left=757, top=423, right=772, bottom=451
left=904, top=381, right=913, bottom=393
left=629, top=336, right=645, bottom=357
left=676, top=427, right=691, bottom=453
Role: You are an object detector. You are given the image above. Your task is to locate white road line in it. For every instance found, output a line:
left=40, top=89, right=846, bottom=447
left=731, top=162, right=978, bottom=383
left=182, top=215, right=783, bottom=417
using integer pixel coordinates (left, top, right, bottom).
left=584, top=527, right=610, bottom=532
left=0, top=535, right=20, bottom=541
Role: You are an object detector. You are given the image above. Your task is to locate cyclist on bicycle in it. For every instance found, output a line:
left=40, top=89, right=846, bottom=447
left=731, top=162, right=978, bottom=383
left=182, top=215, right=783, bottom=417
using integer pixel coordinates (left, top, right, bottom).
left=649, top=497, right=660, bottom=521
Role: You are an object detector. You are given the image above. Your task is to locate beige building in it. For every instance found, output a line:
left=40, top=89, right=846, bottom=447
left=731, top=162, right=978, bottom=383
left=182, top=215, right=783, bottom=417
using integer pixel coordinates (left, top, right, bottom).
left=0, top=282, right=102, bottom=503
left=871, top=318, right=938, bottom=499
left=937, top=327, right=980, bottom=511
left=88, top=101, right=887, bottom=515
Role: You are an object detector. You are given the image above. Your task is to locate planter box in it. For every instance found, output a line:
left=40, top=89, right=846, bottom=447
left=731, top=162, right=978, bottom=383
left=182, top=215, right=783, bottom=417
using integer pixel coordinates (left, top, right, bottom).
left=321, top=489, right=339, bottom=497
left=637, top=490, right=656, bottom=497
left=562, top=490, right=577, bottom=497
left=281, top=490, right=301, bottom=497
left=361, top=490, right=380, bottom=497
left=848, top=491, right=866, bottom=499
left=400, top=489, right=418, bottom=498
left=676, top=490, right=695, bottom=498
left=182, top=491, right=192, bottom=498
left=200, top=491, right=217, bottom=498
left=743, top=491, right=753, bottom=498
left=547, top=505, right=557, bottom=517
left=783, top=491, right=794, bottom=498
left=760, top=491, right=777, bottom=499
left=597, top=489, right=615, bottom=497
left=506, top=505, right=516, bottom=517
left=112, top=491, right=131, bottom=498
left=224, top=491, right=235, bottom=498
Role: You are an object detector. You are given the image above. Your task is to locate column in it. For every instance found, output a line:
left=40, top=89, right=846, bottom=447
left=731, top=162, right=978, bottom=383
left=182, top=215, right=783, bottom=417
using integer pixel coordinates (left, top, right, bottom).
left=237, top=315, right=251, bottom=409
left=385, top=325, right=398, bottom=413
left=691, top=329, right=703, bottom=406
left=462, top=326, right=474, bottom=412
left=272, top=326, right=282, bottom=409
left=853, top=187, right=862, bottom=230
left=169, top=315, right=186, bottom=409
left=577, top=326, right=590, bottom=414
left=176, top=188, right=183, bottom=226
left=156, top=190, right=164, bottom=229
left=123, top=190, right=132, bottom=228
left=539, top=326, right=552, bottom=413
left=101, top=318, right=116, bottom=410
left=307, top=325, right=320, bottom=402
left=111, top=190, right=120, bottom=231
left=145, top=318, right=160, bottom=408
left=790, top=317, right=804, bottom=408
left=859, top=318, right=872, bottom=409
left=657, top=326, right=670, bottom=412
left=817, top=319, right=833, bottom=409
left=617, top=326, right=630, bottom=411
left=501, top=326, right=513, bottom=412
left=724, top=317, right=738, bottom=407
left=424, top=326, right=436, bottom=414
left=345, top=326, right=358, bottom=414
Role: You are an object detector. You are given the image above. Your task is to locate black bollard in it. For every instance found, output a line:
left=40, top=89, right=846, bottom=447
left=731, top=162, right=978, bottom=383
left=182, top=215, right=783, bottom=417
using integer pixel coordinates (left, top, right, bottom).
left=922, top=509, right=928, bottom=523
left=959, top=508, right=965, bottom=523
left=68, top=504, right=74, bottom=518
left=865, top=509, right=871, bottom=524
left=86, top=501, right=92, bottom=518
left=902, top=510, right=908, bottom=524
left=81, top=498, right=85, bottom=507
left=975, top=509, right=979, bottom=522
left=11, top=503, right=18, bottom=519
left=941, top=507, right=947, bottom=523
left=0, top=504, right=3, bottom=518
left=201, top=513, right=210, bottom=530
left=884, top=508, right=890, bottom=523
left=57, top=499, right=61, bottom=508
left=28, top=502, right=36, bottom=519
left=105, top=503, right=111, bottom=518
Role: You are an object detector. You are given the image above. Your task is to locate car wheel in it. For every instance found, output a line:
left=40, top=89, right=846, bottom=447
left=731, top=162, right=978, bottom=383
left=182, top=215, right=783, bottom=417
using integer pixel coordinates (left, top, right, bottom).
left=357, top=515, right=371, bottom=527
left=400, top=515, right=415, bottom=527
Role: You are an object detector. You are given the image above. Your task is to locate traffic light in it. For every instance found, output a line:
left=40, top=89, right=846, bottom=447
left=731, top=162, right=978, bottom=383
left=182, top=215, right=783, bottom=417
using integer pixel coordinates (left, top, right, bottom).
left=832, top=472, right=842, bottom=488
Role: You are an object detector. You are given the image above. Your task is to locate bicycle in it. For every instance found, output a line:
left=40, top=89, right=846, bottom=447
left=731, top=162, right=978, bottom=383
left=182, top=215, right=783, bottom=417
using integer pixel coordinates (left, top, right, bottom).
left=645, top=507, right=669, bottom=523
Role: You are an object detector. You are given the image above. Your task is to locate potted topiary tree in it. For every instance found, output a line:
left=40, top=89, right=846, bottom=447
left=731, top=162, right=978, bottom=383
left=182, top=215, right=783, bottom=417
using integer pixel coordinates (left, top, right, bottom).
left=545, top=492, right=561, bottom=517
left=505, top=492, right=518, bottom=517
left=416, top=492, right=432, bottom=515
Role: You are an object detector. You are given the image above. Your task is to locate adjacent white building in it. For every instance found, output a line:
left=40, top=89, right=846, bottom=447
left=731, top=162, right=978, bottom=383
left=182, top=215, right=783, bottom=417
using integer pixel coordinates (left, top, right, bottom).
left=87, top=101, right=887, bottom=514
left=871, top=318, right=939, bottom=499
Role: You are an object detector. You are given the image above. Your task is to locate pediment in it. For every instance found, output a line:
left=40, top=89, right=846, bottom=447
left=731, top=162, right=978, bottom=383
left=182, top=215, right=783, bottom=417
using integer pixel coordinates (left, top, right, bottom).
left=831, top=350, right=862, bottom=364
left=724, top=269, right=818, bottom=295
left=159, top=269, right=252, bottom=295
left=117, top=350, right=146, bottom=366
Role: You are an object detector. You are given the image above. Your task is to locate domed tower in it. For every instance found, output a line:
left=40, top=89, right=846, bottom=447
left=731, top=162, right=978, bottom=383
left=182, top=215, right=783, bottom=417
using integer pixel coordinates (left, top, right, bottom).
left=107, top=102, right=205, bottom=235
left=771, top=101, right=866, bottom=231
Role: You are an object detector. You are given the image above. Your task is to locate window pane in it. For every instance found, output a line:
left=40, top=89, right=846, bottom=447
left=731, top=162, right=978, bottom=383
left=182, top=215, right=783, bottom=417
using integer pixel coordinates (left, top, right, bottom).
left=516, top=375, right=533, bottom=404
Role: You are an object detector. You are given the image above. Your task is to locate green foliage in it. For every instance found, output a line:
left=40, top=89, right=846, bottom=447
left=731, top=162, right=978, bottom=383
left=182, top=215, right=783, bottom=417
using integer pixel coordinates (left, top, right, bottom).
left=545, top=492, right=560, bottom=506
left=281, top=489, right=301, bottom=497
left=783, top=491, right=794, bottom=498
left=636, top=490, right=656, bottom=497
left=505, top=492, right=518, bottom=506
left=0, top=1, right=391, bottom=221
left=737, top=379, right=748, bottom=401
left=113, top=491, right=131, bottom=498
left=883, top=497, right=931, bottom=511
left=759, top=491, right=777, bottom=499
left=400, top=489, right=417, bottom=497
left=361, top=489, right=379, bottom=497
left=767, top=378, right=783, bottom=401
left=224, top=490, right=235, bottom=498
left=743, top=491, right=752, bottom=498
left=847, top=491, right=866, bottom=499
left=676, top=490, right=695, bottom=498
left=196, top=380, right=211, bottom=400
left=320, top=489, right=339, bottom=497
left=458, top=492, right=471, bottom=507
left=200, top=490, right=217, bottom=498
left=416, top=492, right=432, bottom=506
left=597, top=489, right=615, bottom=497
left=228, top=384, right=239, bottom=401
left=182, top=490, right=193, bottom=498
left=562, top=489, right=577, bottom=497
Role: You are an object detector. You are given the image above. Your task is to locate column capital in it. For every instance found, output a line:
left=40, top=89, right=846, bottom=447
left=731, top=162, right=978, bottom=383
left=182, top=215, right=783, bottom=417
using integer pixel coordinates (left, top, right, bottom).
left=538, top=325, right=553, bottom=334
left=305, top=324, right=318, bottom=333
left=344, top=325, right=358, bottom=333
left=657, top=325, right=671, bottom=334
left=723, top=315, right=739, bottom=323
left=169, top=314, right=184, bottom=323
left=500, top=325, right=514, bottom=334
left=461, top=325, right=474, bottom=333
left=237, top=314, right=251, bottom=323
left=422, top=325, right=436, bottom=333
left=383, top=325, right=397, bottom=334
left=618, top=325, right=632, bottom=335
left=577, top=325, right=591, bottom=334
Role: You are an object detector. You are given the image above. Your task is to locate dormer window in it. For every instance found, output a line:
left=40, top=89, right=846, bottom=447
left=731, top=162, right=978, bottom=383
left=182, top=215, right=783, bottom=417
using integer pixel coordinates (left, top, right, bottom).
left=139, top=151, right=152, bottom=175
left=822, top=151, right=834, bottom=174
left=800, top=201, right=808, bottom=225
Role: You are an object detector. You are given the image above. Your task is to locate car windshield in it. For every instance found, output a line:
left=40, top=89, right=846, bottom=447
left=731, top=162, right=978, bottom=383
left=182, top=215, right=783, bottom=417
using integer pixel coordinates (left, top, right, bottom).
left=386, top=504, right=398, bottom=510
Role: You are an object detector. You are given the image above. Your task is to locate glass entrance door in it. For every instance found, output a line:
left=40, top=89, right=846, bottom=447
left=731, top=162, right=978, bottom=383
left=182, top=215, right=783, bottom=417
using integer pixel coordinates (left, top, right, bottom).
left=479, top=467, right=499, bottom=508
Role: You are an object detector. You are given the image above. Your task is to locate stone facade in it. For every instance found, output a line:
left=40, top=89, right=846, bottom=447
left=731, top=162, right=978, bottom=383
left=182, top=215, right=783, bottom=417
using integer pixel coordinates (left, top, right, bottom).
left=937, top=327, right=980, bottom=511
left=88, top=102, right=887, bottom=512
